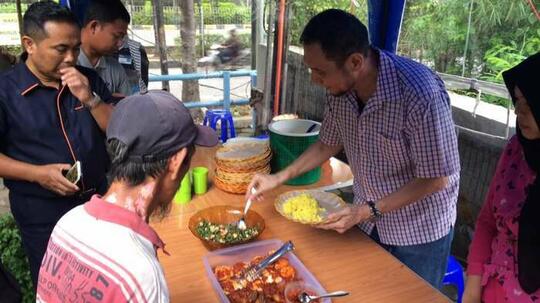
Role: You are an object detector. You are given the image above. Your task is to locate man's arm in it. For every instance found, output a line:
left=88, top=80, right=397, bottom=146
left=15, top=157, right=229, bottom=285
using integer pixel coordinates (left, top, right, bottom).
left=248, top=98, right=343, bottom=201
left=318, top=89, right=459, bottom=233
left=60, top=67, right=114, bottom=131
left=275, top=140, right=342, bottom=183
left=247, top=140, right=342, bottom=201
left=0, top=153, right=78, bottom=196
left=86, top=101, right=113, bottom=132
left=317, top=177, right=448, bottom=233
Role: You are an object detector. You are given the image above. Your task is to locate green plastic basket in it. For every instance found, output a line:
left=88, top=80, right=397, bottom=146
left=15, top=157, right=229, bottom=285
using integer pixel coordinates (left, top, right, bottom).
left=269, top=119, right=322, bottom=185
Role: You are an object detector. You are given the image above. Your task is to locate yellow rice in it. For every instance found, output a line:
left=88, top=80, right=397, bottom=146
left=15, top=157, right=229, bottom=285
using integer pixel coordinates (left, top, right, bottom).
left=282, top=193, right=324, bottom=223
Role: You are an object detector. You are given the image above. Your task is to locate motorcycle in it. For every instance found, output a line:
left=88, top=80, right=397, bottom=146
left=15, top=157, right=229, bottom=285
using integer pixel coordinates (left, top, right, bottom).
left=198, top=44, right=250, bottom=71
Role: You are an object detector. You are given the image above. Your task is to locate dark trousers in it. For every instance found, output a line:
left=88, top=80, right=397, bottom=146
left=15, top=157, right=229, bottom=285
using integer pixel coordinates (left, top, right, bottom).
left=9, top=192, right=93, bottom=291
left=16, top=221, right=55, bottom=290
left=370, top=226, right=454, bottom=290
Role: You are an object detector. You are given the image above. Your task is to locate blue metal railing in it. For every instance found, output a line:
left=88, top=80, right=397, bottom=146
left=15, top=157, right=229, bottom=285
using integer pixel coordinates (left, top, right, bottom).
left=148, top=70, right=257, bottom=111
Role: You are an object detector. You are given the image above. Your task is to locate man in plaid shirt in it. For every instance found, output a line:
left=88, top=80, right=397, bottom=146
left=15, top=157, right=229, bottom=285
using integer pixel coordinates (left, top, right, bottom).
left=247, top=9, right=460, bottom=290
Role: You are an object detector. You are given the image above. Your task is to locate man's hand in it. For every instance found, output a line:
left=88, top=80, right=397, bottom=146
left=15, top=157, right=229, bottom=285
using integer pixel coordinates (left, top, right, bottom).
left=314, top=204, right=371, bottom=234
left=59, top=67, right=93, bottom=105
left=32, top=164, right=79, bottom=196
left=246, top=173, right=286, bottom=202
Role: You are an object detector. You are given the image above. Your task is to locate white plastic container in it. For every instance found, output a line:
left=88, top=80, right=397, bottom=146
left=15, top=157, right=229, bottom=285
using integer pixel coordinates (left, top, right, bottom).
left=202, top=239, right=330, bottom=303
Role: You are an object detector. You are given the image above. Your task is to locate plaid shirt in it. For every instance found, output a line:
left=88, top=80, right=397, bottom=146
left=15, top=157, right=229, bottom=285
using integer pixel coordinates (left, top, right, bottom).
left=320, top=49, right=460, bottom=246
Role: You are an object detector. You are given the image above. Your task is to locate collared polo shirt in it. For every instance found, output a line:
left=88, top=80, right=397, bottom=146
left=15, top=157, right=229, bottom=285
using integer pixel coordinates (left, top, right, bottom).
left=78, top=50, right=132, bottom=96
left=0, top=62, right=113, bottom=202
left=37, top=195, right=170, bottom=302
left=320, top=48, right=460, bottom=246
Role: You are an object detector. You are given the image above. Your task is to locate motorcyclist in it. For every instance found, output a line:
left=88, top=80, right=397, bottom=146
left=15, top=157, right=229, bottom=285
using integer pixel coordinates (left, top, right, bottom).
left=217, top=29, right=242, bottom=64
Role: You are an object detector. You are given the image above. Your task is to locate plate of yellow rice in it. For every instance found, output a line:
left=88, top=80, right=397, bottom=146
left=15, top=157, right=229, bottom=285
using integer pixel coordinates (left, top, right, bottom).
left=274, top=190, right=347, bottom=224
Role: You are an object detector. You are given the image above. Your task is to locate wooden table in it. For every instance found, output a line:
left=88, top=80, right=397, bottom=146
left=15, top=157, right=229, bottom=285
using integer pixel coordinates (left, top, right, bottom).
left=151, top=146, right=450, bottom=303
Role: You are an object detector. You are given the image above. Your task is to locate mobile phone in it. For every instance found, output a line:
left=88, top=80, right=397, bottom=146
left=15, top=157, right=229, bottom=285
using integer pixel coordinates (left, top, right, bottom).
left=63, top=161, right=82, bottom=184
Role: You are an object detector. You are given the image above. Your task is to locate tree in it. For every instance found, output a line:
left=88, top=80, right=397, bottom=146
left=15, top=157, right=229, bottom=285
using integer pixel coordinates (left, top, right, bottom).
left=399, top=0, right=539, bottom=79
left=16, top=0, right=23, bottom=45
left=289, top=0, right=368, bottom=46
left=180, top=0, right=201, bottom=119
left=152, top=0, right=170, bottom=90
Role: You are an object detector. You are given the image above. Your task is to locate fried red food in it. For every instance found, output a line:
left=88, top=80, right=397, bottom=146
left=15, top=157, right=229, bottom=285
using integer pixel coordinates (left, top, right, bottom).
left=213, top=254, right=299, bottom=303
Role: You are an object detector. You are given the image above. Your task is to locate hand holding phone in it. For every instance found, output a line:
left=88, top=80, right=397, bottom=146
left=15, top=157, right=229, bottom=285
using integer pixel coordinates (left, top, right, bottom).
left=63, top=161, right=82, bottom=184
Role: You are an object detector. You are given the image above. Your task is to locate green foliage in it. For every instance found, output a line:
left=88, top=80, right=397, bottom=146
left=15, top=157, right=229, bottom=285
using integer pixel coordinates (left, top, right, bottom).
left=482, top=95, right=511, bottom=108
left=199, top=3, right=251, bottom=24
left=482, top=37, right=540, bottom=82
left=130, top=1, right=250, bottom=26
left=131, top=1, right=154, bottom=26
left=1, top=45, right=22, bottom=57
left=0, top=3, right=29, bottom=13
left=0, top=213, right=34, bottom=303
left=399, top=0, right=539, bottom=107
left=288, top=0, right=368, bottom=46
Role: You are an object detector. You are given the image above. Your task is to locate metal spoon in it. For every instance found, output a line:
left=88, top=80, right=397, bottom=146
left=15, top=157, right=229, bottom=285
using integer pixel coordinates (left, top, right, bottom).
left=306, top=123, right=318, bottom=133
left=239, top=240, right=294, bottom=282
left=237, top=187, right=256, bottom=230
left=298, top=290, right=350, bottom=303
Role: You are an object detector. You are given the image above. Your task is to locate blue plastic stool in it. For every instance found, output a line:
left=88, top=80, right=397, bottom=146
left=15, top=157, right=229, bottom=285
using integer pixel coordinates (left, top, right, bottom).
left=443, top=255, right=464, bottom=303
left=255, top=132, right=269, bottom=139
left=203, top=110, right=236, bottom=142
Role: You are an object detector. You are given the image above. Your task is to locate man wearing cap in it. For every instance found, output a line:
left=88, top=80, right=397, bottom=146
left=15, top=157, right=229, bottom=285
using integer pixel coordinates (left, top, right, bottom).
left=37, top=90, right=218, bottom=302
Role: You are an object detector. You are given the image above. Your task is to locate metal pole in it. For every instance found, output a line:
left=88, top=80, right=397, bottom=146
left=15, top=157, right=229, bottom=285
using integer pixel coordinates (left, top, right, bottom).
left=152, top=0, right=170, bottom=90
left=251, top=0, right=258, bottom=69
left=505, top=93, right=512, bottom=139
left=462, top=0, right=474, bottom=77
left=250, top=72, right=257, bottom=87
left=198, top=0, right=205, bottom=57
left=262, top=0, right=276, bottom=129
left=223, top=71, right=231, bottom=111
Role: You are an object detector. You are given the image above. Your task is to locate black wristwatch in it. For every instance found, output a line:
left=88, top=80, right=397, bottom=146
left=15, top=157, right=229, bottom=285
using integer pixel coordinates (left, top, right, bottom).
left=366, top=201, right=382, bottom=221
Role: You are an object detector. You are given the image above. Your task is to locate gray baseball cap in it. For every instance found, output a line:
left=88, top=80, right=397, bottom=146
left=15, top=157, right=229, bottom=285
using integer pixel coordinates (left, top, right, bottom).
left=107, top=90, right=218, bottom=162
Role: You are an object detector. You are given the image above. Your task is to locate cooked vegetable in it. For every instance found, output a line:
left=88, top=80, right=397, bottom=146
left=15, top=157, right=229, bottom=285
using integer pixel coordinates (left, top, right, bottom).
left=196, top=220, right=260, bottom=244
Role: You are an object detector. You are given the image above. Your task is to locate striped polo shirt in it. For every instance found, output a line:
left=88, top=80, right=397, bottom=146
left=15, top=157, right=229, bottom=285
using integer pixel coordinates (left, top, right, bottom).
left=320, top=48, right=460, bottom=246
left=37, top=195, right=170, bottom=302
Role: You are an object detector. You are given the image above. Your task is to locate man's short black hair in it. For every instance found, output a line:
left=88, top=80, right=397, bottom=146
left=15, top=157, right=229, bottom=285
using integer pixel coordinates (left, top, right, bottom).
left=83, top=0, right=130, bottom=27
left=300, top=9, right=370, bottom=66
left=22, top=1, right=79, bottom=41
left=106, top=138, right=193, bottom=187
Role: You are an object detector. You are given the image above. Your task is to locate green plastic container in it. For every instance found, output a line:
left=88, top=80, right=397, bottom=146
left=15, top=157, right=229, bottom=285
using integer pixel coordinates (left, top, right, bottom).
left=269, top=119, right=322, bottom=185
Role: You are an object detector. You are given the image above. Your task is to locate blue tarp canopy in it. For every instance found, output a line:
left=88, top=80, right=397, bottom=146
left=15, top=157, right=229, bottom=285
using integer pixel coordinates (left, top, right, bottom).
left=368, top=0, right=406, bottom=53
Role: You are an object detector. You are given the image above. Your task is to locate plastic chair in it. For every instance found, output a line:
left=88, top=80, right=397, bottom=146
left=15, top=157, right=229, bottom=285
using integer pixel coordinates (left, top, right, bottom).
left=255, top=132, right=269, bottom=140
left=203, top=110, right=236, bottom=142
left=443, top=255, right=464, bottom=303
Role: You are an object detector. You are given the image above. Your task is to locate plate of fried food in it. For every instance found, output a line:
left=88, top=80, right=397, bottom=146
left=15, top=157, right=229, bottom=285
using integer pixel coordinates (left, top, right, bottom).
left=274, top=190, right=347, bottom=225
left=203, top=239, right=329, bottom=303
